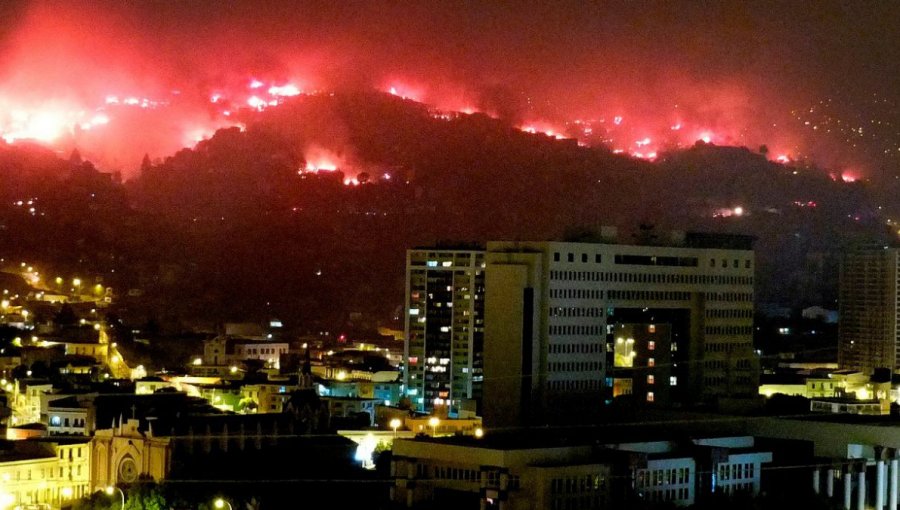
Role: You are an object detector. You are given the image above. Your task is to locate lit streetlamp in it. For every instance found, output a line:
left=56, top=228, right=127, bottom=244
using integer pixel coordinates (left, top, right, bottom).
left=105, top=486, right=124, bottom=510
left=428, top=416, right=440, bottom=437
left=474, top=427, right=484, bottom=439
left=214, top=498, right=233, bottom=510
left=390, top=418, right=402, bottom=437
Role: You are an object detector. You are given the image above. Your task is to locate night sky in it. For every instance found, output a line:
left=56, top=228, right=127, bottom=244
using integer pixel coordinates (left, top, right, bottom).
left=1, top=1, right=899, bottom=176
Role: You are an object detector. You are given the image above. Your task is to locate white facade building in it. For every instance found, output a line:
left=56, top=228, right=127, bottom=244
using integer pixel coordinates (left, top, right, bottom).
left=391, top=434, right=772, bottom=509
left=483, top=233, right=758, bottom=427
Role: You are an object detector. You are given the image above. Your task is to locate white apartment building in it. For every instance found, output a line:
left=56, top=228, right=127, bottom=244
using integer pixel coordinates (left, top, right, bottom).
left=483, top=232, right=757, bottom=427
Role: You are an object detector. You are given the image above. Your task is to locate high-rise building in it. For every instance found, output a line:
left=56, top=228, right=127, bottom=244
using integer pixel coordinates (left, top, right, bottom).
left=838, top=248, right=900, bottom=374
left=483, top=232, right=758, bottom=427
left=404, top=248, right=485, bottom=415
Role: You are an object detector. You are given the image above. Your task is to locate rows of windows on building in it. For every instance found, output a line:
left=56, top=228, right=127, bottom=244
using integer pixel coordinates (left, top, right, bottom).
left=549, top=271, right=752, bottom=285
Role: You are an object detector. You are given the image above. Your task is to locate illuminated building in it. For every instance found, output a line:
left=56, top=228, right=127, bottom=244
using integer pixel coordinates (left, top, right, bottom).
left=239, top=383, right=295, bottom=413
left=46, top=396, right=93, bottom=435
left=482, top=232, right=758, bottom=427
left=391, top=433, right=771, bottom=508
left=838, top=248, right=900, bottom=374
left=201, top=335, right=290, bottom=370
left=91, top=414, right=355, bottom=487
left=0, top=438, right=91, bottom=509
left=8, top=380, right=53, bottom=426
left=404, top=248, right=485, bottom=416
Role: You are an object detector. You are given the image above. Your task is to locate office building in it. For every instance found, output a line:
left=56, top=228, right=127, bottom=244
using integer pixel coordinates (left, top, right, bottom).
left=838, top=248, right=900, bottom=374
left=483, top=232, right=758, bottom=427
left=404, top=248, right=485, bottom=415
left=391, top=433, right=772, bottom=509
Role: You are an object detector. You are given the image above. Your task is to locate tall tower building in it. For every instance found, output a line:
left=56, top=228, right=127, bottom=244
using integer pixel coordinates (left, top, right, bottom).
left=404, top=248, right=486, bottom=416
left=838, top=248, right=900, bottom=374
left=482, top=233, right=758, bottom=427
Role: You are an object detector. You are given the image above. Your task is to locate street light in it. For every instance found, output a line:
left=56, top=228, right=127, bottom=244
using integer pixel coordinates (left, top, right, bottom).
left=474, top=427, right=484, bottom=439
left=428, top=416, right=440, bottom=437
left=390, top=418, right=402, bottom=437
left=105, top=486, right=124, bottom=510
left=214, top=498, right=233, bottom=510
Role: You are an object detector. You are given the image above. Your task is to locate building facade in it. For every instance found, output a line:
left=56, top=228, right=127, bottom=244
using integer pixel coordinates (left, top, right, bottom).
left=404, top=248, right=485, bottom=415
left=391, top=434, right=771, bottom=509
left=0, top=438, right=92, bottom=510
left=483, top=233, right=758, bottom=427
left=202, top=335, right=289, bottom=370
left=838, top=248, right=900, bottom=374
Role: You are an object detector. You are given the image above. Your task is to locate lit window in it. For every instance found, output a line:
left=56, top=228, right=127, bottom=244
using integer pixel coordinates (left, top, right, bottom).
left=670, top=376, right=678, bottom=386
left=647, top=375, right=655, bottom=385
left=647, top=392, right=655, bottom=402
left=427, top=261, right=438, bottom=267
left=648, top=341, right=656, bottom=351
left=648, top=358, right=655, bottom=367
left=614, top=337, right=635, bottom=368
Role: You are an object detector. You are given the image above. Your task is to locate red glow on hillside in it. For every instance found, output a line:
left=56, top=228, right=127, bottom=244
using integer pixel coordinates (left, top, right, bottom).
left=386, top=83, right=422, bottom=102
left=0, top=1, right=882, bottom=181
left=302, top=145, right=343, bottom=174
left=841, top=172, right=858, bottom=183
left=520, top=122, right=568, bottom=140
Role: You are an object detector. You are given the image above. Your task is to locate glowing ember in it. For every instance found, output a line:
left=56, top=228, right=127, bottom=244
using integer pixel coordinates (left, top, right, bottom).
left=268, top=84, right=301, bottom=97
left=712, top=206, right=745, bottom=218
left=519, top=122, right=567, bottom=140
left=247, top=96, right=266, bottom=110
left=385, top=84, right=421, bottom=102
left=302, top=146, right=343, bottom=173
left=305, top=161, right=338, bottom=172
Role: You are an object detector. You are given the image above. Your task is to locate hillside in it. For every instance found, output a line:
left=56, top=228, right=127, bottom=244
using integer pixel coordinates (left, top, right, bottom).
left=0, top=91, right=892, bottom=333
